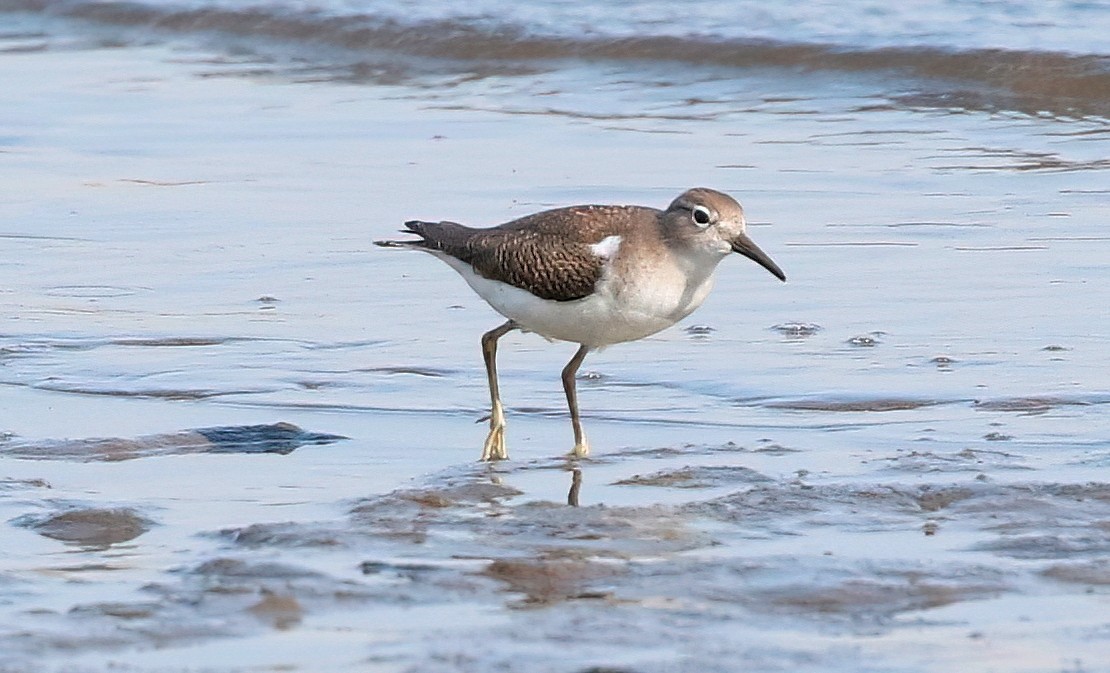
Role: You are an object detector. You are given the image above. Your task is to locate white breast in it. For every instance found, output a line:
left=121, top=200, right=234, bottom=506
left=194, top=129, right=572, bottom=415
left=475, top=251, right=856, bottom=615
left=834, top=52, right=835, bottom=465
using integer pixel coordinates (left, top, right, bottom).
left=430, top=244, right=722, bottom=348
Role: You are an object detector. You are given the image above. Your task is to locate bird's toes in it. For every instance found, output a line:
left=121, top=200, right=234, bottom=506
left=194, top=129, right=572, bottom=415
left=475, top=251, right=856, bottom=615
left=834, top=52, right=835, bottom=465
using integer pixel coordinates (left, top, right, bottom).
left=481, top=427, right=508, bottom=461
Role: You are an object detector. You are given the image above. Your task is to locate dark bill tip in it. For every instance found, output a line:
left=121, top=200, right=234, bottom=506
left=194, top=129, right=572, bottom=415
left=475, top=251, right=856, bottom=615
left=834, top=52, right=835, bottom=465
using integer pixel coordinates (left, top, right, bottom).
left=731, top=233, right=786, bottom=282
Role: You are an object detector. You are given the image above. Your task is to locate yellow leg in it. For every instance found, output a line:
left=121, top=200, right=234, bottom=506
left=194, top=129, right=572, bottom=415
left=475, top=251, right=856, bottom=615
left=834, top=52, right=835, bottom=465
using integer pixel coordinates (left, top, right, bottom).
left=479, top=321, right=516, bottom=461
left=561, top=344, right=592, bottom=458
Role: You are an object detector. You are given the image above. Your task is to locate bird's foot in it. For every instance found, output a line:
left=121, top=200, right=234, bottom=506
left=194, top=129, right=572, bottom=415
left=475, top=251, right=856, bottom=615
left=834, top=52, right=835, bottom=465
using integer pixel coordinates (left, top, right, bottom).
left=480, top=426, right=507, bottom=461
left=480, top=404, right=508, bottom=461
left=569, top=440, right=590, bottom=459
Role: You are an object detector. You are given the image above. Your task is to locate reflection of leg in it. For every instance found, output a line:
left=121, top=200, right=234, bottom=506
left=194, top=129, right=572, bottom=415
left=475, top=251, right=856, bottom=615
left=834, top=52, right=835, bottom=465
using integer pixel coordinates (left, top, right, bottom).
left=561, top=344, right=592, bottom=458
left=480, top=321, right=517, bottom=461
left=567, top=467, right=582, bottom=507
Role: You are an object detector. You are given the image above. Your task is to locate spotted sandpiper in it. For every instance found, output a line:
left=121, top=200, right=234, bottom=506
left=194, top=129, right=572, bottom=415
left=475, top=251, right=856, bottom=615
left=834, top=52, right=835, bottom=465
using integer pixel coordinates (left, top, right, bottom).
left=375, top=188, right=785, bottom=461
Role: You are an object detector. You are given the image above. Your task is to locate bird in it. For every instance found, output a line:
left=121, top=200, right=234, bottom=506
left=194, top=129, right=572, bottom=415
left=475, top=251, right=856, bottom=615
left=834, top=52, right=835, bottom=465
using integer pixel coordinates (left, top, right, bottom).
left=375, top=188, right=785, bottom=461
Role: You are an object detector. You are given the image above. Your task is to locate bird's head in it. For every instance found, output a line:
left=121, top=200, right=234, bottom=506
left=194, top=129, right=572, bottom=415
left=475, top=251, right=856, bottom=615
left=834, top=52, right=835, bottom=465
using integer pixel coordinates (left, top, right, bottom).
left=664, top=188, right=786, bottom=282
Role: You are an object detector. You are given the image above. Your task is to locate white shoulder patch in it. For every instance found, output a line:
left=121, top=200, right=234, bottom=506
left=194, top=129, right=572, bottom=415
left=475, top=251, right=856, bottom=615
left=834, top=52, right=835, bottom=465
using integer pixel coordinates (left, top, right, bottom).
left=589, top=235, right=622, bottom=260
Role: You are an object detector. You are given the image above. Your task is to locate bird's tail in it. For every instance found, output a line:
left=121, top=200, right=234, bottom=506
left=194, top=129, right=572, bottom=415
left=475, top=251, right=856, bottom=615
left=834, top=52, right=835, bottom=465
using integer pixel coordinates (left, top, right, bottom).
left=374, top=220, right=468, bottom=253
left=372, top=220, right=433, bottom=249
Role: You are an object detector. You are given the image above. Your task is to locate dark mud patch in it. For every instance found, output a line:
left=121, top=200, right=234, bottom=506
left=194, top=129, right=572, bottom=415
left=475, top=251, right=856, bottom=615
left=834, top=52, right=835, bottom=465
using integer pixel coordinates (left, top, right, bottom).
left=0, top=557, right=376, bottom=659
left=973, top=531, right=1110, bottom=560
left=614, top=465, right=772, bottom=489
left=1, top=422, right=345, bottom=461
left=361, top=365, right=454, bottom=377
left=846, top=333, right=881, bottom=347
left=30, top=382, right=246, bottom=400
left=741, top=562, right=1009, bottom=620
left=766, top=396, right=947, bottom=412
left=41, top=285, right=150, bottom=298
left=341, top=469, right=706, bottom=557
left=690, top=480, right=1110, bottom=550
left=483, top=555, right=624, bottom=606
left=1041, top=560, right=1110, bottom=586
left=195, top=423, right=345, bottom=454
left=751, top=441, right=802, bottom=455
left=610, top=441, right=798, bottom=460
left=2, top=335, right=290, bottom=353
left=973, top=395, right=1096, bottom=413
left=607, top=445, right=690, bottom=459
left=4, top=458, right=1108, bottom=669
left=689, top=482, right=974, bottom=528
left=876, top=448, right=1031, bottom=473
left=110, top=336, right=233, bottom=347
left=117, top=178, right=211, bottom=186
left=223, top=521, right=352, bottom=549
left=13, top=506, right=154, bottom=548
left=770, top=322, right=822, bottom=337
left=684, top=324, right=715, bottom=338
left=0, top=477, right=50, bottom=491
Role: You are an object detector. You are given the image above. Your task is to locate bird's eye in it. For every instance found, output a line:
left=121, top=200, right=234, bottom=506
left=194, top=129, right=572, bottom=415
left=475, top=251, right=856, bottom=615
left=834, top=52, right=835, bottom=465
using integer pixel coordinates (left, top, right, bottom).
left=691, top=205, right=713, bottom=227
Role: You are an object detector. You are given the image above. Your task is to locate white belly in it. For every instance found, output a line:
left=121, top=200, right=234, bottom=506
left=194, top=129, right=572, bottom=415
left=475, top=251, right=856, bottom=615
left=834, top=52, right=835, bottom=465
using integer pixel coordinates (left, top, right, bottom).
left=434, top=252, right=717, bottom=348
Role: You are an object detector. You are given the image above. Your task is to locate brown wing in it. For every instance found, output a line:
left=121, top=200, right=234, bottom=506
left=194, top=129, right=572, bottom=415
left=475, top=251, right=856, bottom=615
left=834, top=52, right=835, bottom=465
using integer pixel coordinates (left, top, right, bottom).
left=400, top=205, right=657, bottom=302
left=466, top=229, right=603, bottom=301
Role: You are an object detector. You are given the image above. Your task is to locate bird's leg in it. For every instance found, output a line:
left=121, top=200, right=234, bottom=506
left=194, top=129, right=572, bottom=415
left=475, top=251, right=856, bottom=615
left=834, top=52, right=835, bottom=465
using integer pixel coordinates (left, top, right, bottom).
left=561, top=344, right=592, bottom=458
left=480, top=320, right=517, bottom=461
left=567, top=467, right=583, bottom=507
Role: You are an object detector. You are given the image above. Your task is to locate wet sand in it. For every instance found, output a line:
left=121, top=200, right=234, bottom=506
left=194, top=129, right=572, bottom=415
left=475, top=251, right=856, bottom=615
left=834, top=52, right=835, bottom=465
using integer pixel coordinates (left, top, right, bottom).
left=2, top=28, right=1109, bottom=673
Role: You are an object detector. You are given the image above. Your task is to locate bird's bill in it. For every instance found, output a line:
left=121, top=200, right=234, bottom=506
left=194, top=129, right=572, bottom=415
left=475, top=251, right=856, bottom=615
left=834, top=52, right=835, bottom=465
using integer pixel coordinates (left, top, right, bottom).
left=730, top=233, right=786, bottom=281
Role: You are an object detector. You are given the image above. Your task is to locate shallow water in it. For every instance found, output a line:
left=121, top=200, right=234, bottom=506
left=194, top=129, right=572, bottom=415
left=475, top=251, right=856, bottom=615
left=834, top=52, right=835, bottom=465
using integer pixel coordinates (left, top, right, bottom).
left=1, top=3, right=1109, bottom=671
